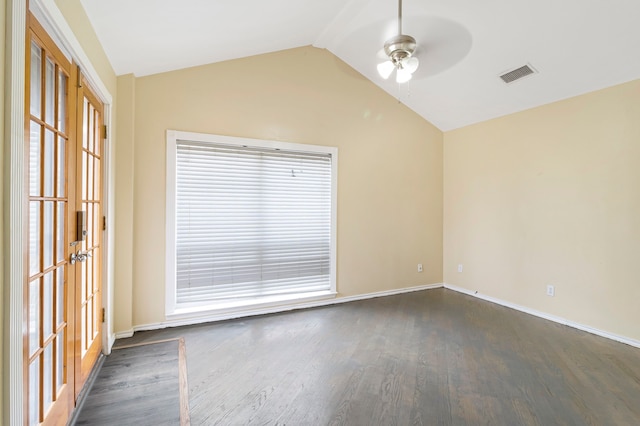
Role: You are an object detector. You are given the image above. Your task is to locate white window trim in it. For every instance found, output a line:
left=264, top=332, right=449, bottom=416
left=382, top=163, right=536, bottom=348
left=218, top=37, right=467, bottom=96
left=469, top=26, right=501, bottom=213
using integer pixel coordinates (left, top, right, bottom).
left=165, top=130, right=338, bottom=320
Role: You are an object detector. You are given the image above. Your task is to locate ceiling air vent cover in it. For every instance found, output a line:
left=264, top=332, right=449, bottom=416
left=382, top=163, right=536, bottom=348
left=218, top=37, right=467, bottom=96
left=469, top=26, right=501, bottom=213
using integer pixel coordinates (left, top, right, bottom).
left=499, top=64, right=536, bottom=83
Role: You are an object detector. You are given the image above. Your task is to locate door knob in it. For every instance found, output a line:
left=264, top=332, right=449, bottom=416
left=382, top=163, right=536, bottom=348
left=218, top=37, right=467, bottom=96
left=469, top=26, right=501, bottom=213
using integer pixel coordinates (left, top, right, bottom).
left=70, top=250, right=91, bottom=264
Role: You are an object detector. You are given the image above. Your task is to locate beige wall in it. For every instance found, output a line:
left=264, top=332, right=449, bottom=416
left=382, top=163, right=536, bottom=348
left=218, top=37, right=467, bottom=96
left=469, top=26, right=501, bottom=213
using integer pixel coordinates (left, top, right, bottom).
left=444, top=79, right=640, bottom=341
left=127, top=46, right=444, bottom=328
left=114, top=74, right=135, bottom=332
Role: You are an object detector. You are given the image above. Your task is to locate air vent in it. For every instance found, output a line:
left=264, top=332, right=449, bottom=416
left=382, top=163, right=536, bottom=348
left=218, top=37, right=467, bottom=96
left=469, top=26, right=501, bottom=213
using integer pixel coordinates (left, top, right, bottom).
left=499, top=64, right=536, bottom=84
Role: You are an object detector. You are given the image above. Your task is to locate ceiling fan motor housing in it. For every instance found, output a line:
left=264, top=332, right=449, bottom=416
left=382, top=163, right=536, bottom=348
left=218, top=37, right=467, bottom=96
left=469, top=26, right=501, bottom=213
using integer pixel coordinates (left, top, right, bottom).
left=384, top=34, right=417, bottom=65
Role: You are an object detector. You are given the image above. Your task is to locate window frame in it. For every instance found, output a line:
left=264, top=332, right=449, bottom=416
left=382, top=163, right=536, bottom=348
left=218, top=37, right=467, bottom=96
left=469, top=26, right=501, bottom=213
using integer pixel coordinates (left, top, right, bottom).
left=165, top=130, right=338, bottom=319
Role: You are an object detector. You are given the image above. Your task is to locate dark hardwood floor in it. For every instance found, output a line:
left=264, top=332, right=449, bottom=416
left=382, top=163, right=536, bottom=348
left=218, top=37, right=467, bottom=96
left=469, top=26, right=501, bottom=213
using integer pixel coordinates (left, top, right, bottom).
left=108, top=289, right=640, bottom=425
left=74, top=339, right=184, bottom=425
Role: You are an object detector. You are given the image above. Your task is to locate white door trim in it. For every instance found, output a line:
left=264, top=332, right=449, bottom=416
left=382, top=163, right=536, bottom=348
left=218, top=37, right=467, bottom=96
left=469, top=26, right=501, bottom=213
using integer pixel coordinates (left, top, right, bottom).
left=5, top=1, right=27, bottom=425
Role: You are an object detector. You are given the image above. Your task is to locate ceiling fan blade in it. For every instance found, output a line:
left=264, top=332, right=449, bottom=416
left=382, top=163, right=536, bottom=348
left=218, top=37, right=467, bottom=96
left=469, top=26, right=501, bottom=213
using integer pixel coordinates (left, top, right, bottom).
left=377, top=61, right=395, bottom=79
left=396, top=67, right=412, bottom=83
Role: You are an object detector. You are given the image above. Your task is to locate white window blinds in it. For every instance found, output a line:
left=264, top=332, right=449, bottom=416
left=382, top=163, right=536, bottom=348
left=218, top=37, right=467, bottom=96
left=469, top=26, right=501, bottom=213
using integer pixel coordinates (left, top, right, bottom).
left=174, top=139, right=333, bottom=306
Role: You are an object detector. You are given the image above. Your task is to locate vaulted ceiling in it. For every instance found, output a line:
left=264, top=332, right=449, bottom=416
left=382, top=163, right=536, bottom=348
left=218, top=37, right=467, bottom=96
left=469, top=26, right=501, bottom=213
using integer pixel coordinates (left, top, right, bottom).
left=80, top=0, right=640, bottom=130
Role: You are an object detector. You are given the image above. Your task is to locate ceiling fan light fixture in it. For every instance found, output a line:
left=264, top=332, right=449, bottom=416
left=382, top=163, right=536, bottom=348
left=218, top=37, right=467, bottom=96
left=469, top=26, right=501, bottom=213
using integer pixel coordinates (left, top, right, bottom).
left=378, top=35, right=419, bottom=80
left=396, top=68, right=413, bottom=83
left=402, top=56, right=419, bottom=74
left=377, top=61, right=395, bottom=79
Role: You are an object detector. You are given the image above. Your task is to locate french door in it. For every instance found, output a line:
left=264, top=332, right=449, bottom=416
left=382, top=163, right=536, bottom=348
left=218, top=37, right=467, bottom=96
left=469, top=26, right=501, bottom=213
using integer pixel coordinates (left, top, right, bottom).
left=74, top=73, right=104, bottom=398
left=26, top=14, right=104, bottom=425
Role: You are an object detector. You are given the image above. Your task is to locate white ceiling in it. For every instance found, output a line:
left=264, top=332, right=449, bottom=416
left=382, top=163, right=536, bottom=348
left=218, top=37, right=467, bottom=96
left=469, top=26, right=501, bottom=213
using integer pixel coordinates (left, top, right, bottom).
left=80, top=0, right=640, bottom=131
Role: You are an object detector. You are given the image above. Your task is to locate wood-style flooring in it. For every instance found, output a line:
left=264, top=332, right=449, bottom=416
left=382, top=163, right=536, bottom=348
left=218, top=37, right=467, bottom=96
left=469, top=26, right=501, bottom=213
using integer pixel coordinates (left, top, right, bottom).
left=73, top=339, right=188, bottom=425
left=93, top=289, right=640, bottom=425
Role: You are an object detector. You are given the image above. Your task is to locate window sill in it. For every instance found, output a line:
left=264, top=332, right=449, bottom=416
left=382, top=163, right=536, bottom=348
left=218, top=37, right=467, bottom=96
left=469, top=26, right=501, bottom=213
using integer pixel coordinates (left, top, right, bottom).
left=166, top=290, right=337, bottom=323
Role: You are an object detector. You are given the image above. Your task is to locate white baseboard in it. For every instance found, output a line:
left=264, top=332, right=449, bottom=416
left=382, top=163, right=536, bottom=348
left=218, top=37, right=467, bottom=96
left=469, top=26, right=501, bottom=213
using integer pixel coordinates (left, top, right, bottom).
left=124, top=283, right=445, bottom=334
left=444, top=283, right=640, bottom=349
left=114, top=329, right=134, bottom=340
left=113, top=282, right=638, bottom=350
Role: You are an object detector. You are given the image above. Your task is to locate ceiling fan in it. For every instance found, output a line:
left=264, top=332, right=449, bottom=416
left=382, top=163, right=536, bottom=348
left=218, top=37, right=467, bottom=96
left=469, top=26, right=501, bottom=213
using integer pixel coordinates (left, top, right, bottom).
left=377, top=0, right=419, bottom=83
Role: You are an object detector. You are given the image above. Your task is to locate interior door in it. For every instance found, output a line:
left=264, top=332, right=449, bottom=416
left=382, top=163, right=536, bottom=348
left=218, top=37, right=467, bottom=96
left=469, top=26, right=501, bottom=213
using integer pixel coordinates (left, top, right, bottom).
left=26, top=14, right=104, bottom=425
left=73, top=76, right=104, bottom=396
left=26, top=16, right=75, bottom=426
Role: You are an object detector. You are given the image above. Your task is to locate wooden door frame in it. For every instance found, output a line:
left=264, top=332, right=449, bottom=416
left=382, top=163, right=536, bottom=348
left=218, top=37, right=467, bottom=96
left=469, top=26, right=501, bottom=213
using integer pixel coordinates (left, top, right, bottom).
left=4, top=0, right=114, bottom=424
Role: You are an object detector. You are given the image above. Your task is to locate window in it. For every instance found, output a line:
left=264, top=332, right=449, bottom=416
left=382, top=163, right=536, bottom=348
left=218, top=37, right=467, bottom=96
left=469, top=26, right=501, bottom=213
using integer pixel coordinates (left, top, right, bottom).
left=166, top=130, right=337, bottom=316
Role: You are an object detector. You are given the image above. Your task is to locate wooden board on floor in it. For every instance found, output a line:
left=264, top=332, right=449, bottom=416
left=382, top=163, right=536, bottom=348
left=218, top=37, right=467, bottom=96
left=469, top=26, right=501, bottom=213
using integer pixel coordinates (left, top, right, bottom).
left=73, top=338, right=190, bottom=425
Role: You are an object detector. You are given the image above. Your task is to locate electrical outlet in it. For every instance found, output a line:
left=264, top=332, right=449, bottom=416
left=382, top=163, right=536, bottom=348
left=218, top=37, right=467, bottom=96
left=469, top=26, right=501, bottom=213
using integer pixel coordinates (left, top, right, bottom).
left=546, top=285, right=555, bottom=297
left=457, top=264, right=463, bottom=273
left=417, top=264, right=423, bottom=272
